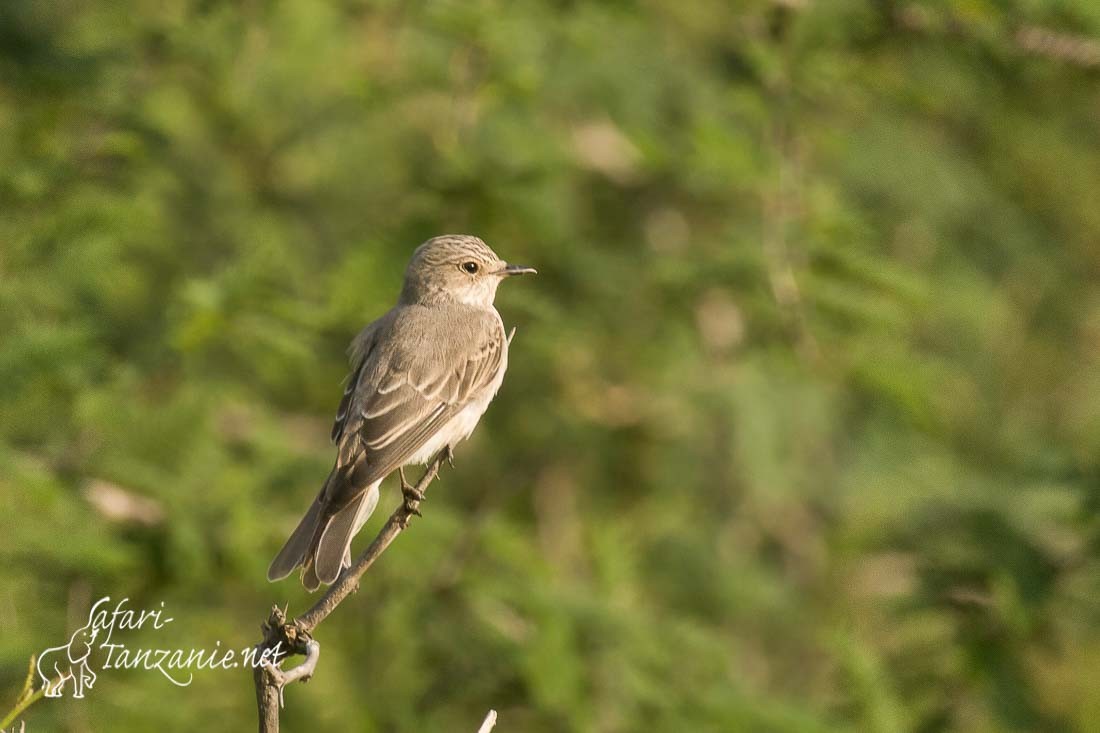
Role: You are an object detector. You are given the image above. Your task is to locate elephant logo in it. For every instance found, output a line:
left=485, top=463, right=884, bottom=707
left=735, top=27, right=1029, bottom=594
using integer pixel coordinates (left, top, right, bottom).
left=36, top=607, right=102, bottom=699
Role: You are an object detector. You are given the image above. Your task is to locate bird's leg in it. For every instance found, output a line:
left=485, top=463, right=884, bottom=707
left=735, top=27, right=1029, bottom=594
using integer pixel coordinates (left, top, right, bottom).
left=400, top=466, right=425, bottom=517
left=399, top=449, right=453, bottom=526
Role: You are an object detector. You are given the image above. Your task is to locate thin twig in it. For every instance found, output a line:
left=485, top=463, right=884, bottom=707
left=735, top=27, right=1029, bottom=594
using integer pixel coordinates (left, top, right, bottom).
left=0, top=656, right=58, bottom=730
left=253, top=450, right=449, bottom=732
left=476, top=709, right=498, bottom=733
left=262, top=640, right=320, bottom=708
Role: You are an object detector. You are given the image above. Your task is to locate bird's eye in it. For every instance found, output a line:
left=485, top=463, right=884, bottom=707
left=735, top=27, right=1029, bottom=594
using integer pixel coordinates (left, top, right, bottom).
left=461, top=261, right=480, bottom=274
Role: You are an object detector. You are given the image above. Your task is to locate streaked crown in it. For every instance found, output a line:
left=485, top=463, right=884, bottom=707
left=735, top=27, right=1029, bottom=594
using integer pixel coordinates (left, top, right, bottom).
left=400, top=234, right=530, bottom=308
left=409, top=235, right=499, bottom=267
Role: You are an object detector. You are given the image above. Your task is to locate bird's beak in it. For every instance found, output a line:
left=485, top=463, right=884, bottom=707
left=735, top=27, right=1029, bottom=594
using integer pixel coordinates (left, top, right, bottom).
left=500, top=263, right=537, bottom=277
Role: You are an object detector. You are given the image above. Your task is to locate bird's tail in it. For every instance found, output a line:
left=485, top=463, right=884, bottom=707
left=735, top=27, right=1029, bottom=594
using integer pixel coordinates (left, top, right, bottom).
left=267, top=474, right=381, bottom=591
left=266, top=491, right=325, bottom=584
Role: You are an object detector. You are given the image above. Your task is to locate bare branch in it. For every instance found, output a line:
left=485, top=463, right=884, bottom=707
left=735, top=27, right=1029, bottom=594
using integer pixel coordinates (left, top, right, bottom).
left=253, top=450, right=449, bottom=731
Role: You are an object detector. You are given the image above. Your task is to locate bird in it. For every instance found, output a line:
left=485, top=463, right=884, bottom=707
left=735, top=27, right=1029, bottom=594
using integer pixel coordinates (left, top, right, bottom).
left=267, top=235, right=535, bottom=590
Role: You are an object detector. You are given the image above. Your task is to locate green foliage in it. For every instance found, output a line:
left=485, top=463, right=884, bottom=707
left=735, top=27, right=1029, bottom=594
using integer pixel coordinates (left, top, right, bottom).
left=3, top=0, right=1100, bottom=729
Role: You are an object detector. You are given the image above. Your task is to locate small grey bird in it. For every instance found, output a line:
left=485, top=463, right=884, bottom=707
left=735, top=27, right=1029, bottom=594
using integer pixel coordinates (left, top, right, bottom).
left=267, top=235, right=535, bottom=590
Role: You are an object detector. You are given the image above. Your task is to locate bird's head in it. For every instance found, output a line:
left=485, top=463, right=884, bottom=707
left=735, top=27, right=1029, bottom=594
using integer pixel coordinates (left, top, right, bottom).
left=400, top=234, right=536, bottom=307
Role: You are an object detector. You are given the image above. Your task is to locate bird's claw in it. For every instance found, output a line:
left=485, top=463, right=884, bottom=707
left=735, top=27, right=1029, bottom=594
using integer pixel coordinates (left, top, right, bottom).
left=397, top=452, right=451, bottom=525
left=402, top=486, right=424, bottom=517
left=400, top=466, right=424, bottom=518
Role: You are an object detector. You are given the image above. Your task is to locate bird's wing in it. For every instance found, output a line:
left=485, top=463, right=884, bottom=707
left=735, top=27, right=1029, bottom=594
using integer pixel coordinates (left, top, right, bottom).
left=331, top=321, right=379, bottom=444
left=324, top=306, right=505, bottom=511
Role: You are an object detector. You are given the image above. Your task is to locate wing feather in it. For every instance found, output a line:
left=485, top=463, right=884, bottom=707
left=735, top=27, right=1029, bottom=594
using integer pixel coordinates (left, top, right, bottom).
left=322, top=306, right=505, bottom=511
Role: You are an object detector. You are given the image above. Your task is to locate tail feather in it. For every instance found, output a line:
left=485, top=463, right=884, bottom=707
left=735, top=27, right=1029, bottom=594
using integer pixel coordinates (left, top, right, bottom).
left=267, top=493, right=326, bottom=582
left=301, top=559, right=322, bottom=593
left=269, top=465, right=382, bottom=590
left=313, top=483, right=380, bottom=585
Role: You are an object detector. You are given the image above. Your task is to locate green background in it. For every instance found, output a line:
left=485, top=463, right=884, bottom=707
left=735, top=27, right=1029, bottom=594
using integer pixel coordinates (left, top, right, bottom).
left=3, top=0, right=1100, bottom=730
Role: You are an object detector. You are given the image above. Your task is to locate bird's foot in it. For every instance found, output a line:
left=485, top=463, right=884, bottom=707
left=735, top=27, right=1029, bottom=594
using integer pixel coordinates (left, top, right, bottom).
left=402, top=495, right=424, bottom=516
left=399, top=467, right=425, bottom=521
left=444, top=445, right=455, bottom=468
left=402, top=488, right=426, bottom=504
left=399, top=467, right=426, bottom=505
